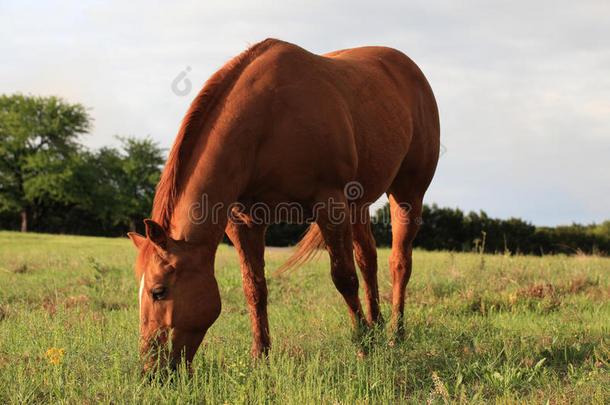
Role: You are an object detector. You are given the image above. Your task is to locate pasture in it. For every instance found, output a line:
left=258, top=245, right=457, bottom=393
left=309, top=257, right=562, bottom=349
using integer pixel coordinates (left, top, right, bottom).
left=0, top=231, right=608, bottom=404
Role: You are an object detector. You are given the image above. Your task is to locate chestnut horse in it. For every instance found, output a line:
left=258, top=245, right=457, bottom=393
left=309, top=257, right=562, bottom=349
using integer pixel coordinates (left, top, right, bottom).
left=128, top=38, right=439, bottom=370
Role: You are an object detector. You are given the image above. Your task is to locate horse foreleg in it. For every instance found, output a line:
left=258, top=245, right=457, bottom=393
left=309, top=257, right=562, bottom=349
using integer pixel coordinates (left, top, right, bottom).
left=226, top=223, right=270, bottom=358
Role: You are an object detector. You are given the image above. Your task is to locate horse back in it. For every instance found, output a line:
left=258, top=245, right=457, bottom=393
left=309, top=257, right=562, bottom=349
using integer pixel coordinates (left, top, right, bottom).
left=240, top=41, right=438, bottom=205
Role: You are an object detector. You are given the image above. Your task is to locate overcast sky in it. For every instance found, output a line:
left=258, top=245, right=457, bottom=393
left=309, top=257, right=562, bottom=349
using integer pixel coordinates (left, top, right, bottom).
left=1, top=0, right=608, bottom=226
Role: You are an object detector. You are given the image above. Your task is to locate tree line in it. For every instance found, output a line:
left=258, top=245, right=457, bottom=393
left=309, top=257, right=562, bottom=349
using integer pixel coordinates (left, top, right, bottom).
left=1, top=94, right=608, bottom=254
left=370, top=204, right=610, bottom=255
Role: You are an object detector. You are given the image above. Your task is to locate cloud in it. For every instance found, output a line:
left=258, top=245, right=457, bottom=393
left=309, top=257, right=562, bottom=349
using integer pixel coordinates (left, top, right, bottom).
left=1, top=0, right=608, bottom=225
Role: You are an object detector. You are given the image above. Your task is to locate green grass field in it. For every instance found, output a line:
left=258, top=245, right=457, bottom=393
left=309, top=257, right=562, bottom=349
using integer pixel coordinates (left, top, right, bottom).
left=0, top=231, right=608, bottom=404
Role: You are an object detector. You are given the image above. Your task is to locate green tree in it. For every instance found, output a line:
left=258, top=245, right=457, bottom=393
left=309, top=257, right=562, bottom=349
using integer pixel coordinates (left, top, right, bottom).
left=66, top=148, right=123, bottom=229
left=112, top=136, right=164, bottom=232
left=0, top=94, right=91, bottom=231
left=54, top=136, right=164, bottom=234
left=2, top=136, right=164, bottom=236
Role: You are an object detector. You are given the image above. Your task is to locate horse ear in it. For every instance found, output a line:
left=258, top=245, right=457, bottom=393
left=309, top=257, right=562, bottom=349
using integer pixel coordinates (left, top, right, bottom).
left=143, top=219, right=168, bottom=250
left=127, top=232, right=146, bottom=249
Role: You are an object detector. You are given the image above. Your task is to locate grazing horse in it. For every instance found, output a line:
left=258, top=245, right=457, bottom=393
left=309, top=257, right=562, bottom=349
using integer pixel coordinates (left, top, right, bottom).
left=128, top=38, right=439, bottom=370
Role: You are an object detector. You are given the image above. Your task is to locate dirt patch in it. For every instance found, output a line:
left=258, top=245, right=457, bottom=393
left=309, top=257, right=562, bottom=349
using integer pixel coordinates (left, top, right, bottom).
left=64, top=295, right=90, bottom=308
left=517, top=282, right=562, bottom=310
left=12, top=263, right=28, bottom=274
left=518, top=282, right=556, bottom=299
left=92, top=311, right=104, bottom=323
left=0, top=304, right=13, bottom=321
left=381, top=289, right=393, bottom=304
left=517, top=277, right=602, bottom=302
left=468, top=294, right=510, bottom=315
left=280, top=343, right=305, bottom=359
left=563, top=276, right=599, bottom=294
left=99, top=301, right=130, bottom=311
left=42, top=298, right=57, bottom=316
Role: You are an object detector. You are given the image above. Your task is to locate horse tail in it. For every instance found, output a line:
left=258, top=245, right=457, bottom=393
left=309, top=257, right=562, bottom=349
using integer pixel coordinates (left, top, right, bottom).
left=274, top=223, right=325, bottom=275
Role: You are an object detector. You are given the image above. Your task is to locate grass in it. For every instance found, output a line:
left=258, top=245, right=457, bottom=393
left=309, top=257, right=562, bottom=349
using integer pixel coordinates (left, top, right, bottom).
left=0, top=230, right=608, bottom=404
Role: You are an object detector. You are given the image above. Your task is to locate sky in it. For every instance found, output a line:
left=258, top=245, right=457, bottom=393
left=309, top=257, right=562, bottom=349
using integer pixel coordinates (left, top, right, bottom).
left=1, top=0, right=609, bottom=226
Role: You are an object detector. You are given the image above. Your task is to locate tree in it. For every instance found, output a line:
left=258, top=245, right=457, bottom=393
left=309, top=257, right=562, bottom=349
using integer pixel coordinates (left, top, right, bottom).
left=0, top=94, right=91, bottom=231
left=112, top=136, right=164, bottom=232
left=53, top=136, right=164, bottom=234
left=370, top=203, right=392, bottom=247
left=0, top=136, right=165, bottom=236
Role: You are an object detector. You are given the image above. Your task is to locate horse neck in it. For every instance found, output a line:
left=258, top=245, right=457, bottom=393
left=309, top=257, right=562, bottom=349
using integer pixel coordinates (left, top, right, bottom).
left=164, top=99, right=257, bottom=247
left=167, top=189, right=229, bottom=248
left=166, top=156, right=242, bottom=248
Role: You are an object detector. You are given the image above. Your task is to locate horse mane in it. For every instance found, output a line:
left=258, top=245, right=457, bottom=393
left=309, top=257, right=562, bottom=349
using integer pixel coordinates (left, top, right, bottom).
left=151, top=38, right=279, bottom=229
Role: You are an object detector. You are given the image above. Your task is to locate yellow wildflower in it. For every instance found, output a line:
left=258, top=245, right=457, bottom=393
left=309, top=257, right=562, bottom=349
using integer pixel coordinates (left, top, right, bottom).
left=45, top=347, right=65, bottom=365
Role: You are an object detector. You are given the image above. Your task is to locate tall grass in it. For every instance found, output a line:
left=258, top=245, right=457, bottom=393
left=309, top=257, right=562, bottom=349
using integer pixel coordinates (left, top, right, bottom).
left=0, top=231, right=608, bottom=404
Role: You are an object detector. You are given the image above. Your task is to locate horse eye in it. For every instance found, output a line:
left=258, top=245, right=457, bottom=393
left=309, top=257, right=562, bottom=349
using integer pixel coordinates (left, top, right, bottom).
left=151, top=286, right=168, bottom=301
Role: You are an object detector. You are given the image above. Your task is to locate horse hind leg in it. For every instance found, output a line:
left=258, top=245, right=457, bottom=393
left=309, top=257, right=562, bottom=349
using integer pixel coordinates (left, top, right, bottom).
left=316, top=190, right=368, bottom=336
left=352, top=209, right=383, bottom=325
left=387, top=188, right=424, bottom=340
left=386, top=119, right=438, bottom=339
